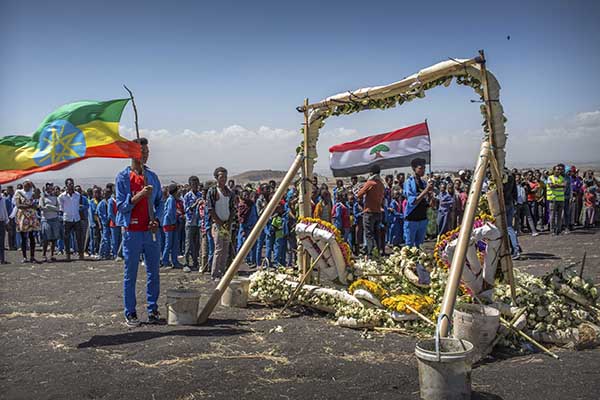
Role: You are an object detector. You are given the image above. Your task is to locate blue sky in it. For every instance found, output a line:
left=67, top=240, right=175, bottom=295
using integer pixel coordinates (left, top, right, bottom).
left=1, top=0, right=599, bottom=179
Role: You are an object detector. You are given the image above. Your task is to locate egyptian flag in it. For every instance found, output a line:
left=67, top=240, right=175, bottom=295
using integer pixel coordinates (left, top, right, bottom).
left=328, top=122, right=431, bottom=177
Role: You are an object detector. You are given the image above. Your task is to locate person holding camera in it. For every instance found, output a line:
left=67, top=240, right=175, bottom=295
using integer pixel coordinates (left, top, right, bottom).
left=403, top=158, right=433, bottom=248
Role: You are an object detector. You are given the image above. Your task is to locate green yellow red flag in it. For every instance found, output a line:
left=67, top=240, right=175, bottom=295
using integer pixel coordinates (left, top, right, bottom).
left=0, top=99, right=141, bottom=183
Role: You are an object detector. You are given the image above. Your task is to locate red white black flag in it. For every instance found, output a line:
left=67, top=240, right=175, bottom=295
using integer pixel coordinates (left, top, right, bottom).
left=328, top=122, right=431, bottom=177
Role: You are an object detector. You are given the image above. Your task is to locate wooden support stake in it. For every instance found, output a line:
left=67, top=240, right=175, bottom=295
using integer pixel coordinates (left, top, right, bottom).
left=477, top=51, right=516, bottom=302
left=280, top=242, right=330, bottom=316
left=500, top=316, right=560, bottom=360
left=405, top=305, right=435, bottom=327
left=488, top=307, right=527, bottom=351
left=301, top=98, right=312, bottom=281
left=439, top=140, right=491, bottom=337
left=197, top=153, right=304, bottom=324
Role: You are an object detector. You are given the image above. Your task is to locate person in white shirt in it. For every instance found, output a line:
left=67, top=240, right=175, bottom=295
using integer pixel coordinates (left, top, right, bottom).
left=0, top=186, right=9, bottom=264
left=58, top=178, right=84, bottom=261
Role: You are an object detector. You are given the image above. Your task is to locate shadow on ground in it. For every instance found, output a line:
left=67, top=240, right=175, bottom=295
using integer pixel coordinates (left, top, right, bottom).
left=473, top=392, right=505, bottom=400
left=520, top=252, right=560, bottom=260
left=78, top=318, right=251, bottom=348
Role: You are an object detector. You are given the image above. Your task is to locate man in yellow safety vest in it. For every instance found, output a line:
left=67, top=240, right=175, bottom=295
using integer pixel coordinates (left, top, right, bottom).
left=546, top=163, right=566, bottom=235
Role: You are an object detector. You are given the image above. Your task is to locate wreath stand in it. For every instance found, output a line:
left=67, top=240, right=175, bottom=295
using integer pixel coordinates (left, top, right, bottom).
left=198, top=50, right=516, bottom=332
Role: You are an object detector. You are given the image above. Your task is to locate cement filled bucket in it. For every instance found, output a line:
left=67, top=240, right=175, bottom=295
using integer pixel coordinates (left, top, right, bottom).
left=221, top=278, right=250, bottom=308
left=415, top=315, right=474, bottom=400
left=166, top=289, right=201, bottom=325
left=453, top=303, right=500, bottom=362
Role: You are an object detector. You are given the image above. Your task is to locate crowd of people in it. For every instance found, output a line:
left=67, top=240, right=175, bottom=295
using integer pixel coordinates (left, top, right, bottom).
left=0, top=138, right=598, bottom=326
left=1, top=162, right=597, bottom=268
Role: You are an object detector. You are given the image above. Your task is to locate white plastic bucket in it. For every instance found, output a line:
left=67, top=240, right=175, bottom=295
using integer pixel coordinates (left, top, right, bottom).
left=221, top=278, right=250, bottom=308
left=453, top=303, right=500, bottom=362
left=166, top=289, right=201, bottom=325
left=415, top=337, right=474, bottom=400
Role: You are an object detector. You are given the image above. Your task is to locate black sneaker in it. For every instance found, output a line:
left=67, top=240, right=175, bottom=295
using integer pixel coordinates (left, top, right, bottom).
left=147, top=310, right=163, bottom=325
left=125, top=313, right=141, bottom=327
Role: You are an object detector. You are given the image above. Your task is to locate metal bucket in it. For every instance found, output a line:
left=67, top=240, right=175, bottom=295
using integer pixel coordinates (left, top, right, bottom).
left=453, top=303, right=500, bottom=362
left=415, top=338, right=474, bottom=400
left=415, top=315, right=474, bottom=400
left=166, top=289, right=201, bottom=325
left=221, top=278, right=250, bottom=308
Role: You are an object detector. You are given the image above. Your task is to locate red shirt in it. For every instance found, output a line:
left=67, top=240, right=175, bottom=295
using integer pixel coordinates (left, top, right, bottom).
left=585, top=191, right=596, bottom=208
left=527, top=181, right=539, bottom=202
left=128, top=170, right=149, bottom=231
left=175, top=199, right=184, bottom=222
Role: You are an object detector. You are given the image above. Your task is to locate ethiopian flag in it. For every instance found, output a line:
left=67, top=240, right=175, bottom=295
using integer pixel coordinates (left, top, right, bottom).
left=0, top=99, right=141, bottom=184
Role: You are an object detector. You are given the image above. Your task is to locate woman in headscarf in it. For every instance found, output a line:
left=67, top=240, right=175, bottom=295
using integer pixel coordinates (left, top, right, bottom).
left=14, top=180, right=41, bottom=263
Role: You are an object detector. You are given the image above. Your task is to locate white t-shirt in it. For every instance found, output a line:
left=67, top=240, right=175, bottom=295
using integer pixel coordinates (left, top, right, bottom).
left=215, top=187, right=230, bottom=222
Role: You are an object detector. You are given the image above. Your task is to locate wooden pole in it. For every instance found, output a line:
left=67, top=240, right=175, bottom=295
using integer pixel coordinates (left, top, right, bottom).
left=280, top=242, right=330, bottom=315
left=476, top=51, right=516, bottom=301
left=439, top=141, right=491, bottom=337
left=300, top=98, right=312, bottom=279
left=197, top=153, right=304, bottom=324
left=123, top=85, right=140, bottom=140
left=405, top=305, right=435, bottom=327
left=499, top=316, right=560, bottom=359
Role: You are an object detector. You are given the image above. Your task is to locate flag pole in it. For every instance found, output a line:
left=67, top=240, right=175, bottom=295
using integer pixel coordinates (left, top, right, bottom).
left=123, top=85, right=156, bottom=240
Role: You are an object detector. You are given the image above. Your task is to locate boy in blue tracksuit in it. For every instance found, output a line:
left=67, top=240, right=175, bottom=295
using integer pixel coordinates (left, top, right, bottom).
left=161, top=184, right=182, bottom=268
left=88, top=187, right=102, bottom=257
left=271, top=202, right=286, bottom=267
left=352, top=196, right=364, bottom=255
left=108, top=193, right=121, bottom=259
left=97, top=188, right=112, bottom=260
left=115, top=137, right=162, bottom=327
left=345, top=192, right=357, bottom=253
left=263, top=217, right=274, bottom=267
left=203, top=200, right=214, bottom=271
left=237, top=189, right=258, bottom=265
left=333, top=192, right=351, bottom=244
left=157, top=186, right=167, bottom=260
left=388, top=191, right=404, bottom=247
left=254, top=184, right=270, bottom=266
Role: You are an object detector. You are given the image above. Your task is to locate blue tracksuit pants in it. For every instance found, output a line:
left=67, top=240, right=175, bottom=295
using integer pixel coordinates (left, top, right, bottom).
left=273, top=237, right=286, bottom=266
left=255, top=230, right=266, bottom=265
left=162, top=230, right=180, bottom=266
left=264, top=234, right=275, bottom=265
left=123, top=230, right=160, bottom=317
left=403, top=219, right=428, bottom=247
left=237, top=226, right=257, bottom=265
left=110, top=227, right=122, bottom=258
left=99, top=224, right=112, bottom=259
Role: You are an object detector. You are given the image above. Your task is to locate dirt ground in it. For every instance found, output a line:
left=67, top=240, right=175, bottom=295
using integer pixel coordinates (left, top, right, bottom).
left=1, top=228, right=599, bottom=400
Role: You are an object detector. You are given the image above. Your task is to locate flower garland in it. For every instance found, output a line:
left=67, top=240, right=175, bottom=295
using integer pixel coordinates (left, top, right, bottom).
left=348, top=279, right=389, bottom=301
left=381, top=294, right=435, bottom=314
left=299, top=217, right=354, bottom=267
